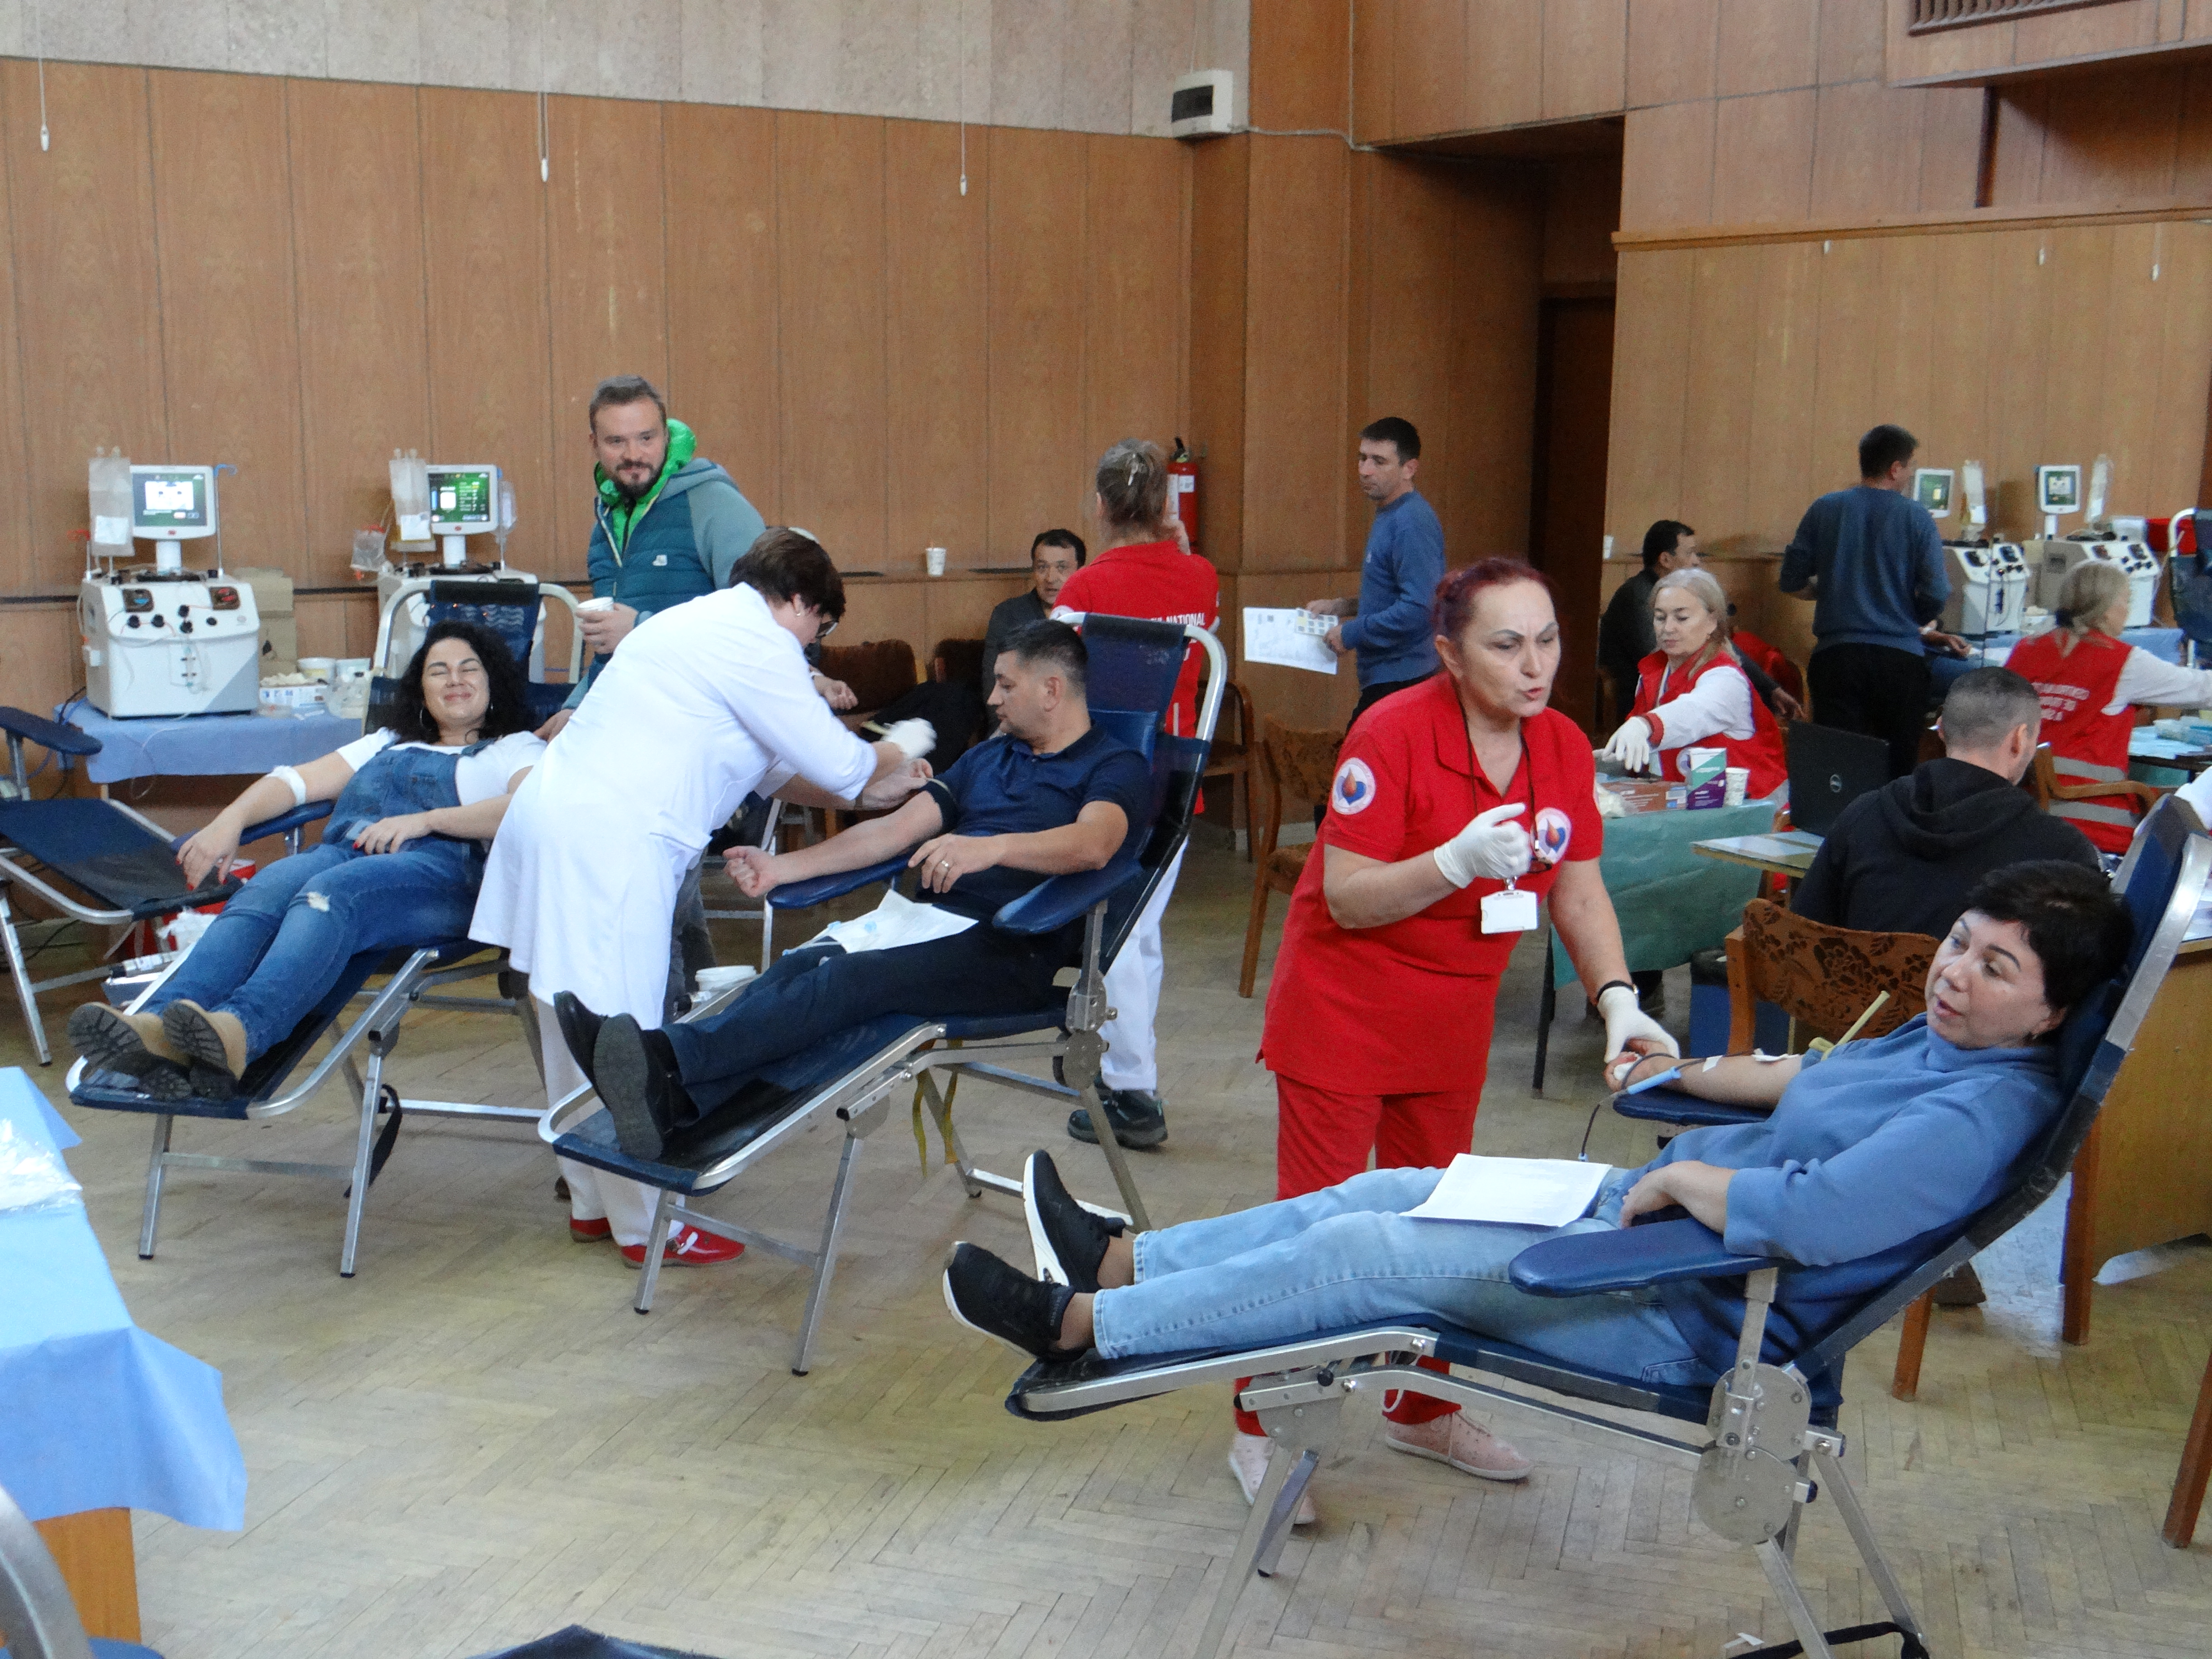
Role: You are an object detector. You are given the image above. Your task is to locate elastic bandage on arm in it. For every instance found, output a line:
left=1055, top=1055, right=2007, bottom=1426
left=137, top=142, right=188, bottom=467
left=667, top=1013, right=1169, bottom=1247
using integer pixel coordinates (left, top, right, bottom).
left=269, top=764, right=308, bottom=807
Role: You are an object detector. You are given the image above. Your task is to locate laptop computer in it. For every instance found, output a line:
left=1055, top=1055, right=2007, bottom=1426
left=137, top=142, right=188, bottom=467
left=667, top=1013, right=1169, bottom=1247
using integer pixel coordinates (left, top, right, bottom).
left=1786, top=722, right=1890, bottom=837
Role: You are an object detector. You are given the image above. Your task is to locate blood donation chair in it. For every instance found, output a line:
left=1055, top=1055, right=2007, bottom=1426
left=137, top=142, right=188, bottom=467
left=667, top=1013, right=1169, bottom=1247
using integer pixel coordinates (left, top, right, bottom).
left=57, top=586, right=590, bottom=1277
left=997, top=796, right=2207, bottom=1659
left=540, top=618, right=1226, bottom=1373
left=0, top=707, right=328, bottom=1065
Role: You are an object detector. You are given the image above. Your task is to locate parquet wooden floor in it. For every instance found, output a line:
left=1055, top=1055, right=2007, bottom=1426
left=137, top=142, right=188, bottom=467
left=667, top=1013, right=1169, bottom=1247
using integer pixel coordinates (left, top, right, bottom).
left=13, top=836, right=2212, bottom=1658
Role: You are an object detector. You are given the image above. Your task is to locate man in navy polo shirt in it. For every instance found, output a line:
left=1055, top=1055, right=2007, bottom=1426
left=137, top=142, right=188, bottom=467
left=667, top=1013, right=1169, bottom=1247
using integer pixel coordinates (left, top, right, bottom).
left=566, top=621, right=1153, bottom=1160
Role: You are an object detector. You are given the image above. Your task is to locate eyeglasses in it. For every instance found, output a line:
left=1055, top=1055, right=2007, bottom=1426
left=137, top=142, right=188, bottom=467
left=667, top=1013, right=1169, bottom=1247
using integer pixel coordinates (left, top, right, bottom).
left=814, top=614, right=838, bottom=640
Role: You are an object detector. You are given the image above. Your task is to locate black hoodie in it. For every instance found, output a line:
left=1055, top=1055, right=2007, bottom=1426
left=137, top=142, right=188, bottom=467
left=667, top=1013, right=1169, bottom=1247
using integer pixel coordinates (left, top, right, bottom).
left=1792, top=756, right=2101, bottom=940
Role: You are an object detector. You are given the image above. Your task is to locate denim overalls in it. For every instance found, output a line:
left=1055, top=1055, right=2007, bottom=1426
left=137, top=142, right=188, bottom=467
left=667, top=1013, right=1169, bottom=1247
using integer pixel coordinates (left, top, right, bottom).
left=150, top=743, right=497, bottom=1058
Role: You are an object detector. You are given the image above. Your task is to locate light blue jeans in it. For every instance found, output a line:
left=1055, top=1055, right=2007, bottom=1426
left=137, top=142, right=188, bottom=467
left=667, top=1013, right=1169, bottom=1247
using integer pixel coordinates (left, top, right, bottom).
left=1091, top=1166, right=1714, bottom=1388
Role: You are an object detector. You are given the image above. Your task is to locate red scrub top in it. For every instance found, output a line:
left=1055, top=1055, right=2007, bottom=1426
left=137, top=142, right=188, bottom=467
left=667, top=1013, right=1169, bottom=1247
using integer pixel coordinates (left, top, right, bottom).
left=1055, top=540, right=1221, bottom=736
left=1261, top=677, right=1603, bottom=1094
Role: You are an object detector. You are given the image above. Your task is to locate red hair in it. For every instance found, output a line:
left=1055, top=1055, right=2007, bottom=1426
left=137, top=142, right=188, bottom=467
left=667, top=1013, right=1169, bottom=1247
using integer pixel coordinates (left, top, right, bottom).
left=1430, top=558, right=1553, bottom=641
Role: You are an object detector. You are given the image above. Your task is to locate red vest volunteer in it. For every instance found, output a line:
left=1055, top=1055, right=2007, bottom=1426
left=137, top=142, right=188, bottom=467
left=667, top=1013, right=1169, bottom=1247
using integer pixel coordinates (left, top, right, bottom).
left=1629, top=648, right=1789, bottom=799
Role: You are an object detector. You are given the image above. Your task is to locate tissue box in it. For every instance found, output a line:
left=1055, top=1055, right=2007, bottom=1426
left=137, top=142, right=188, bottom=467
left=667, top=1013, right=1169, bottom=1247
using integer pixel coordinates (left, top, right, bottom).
left=1679, top=746, right=1729, bottom=809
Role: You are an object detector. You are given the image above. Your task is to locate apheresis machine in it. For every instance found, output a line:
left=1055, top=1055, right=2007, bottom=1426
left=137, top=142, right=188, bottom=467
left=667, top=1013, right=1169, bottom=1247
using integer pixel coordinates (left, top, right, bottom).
left=1923, top=461, right=2031, bottom=637
left=373, top=454, right=534, bottom=673
left=2023, top=455, right=2163, bottom=630
left=78, top=455, right=262, bottom=717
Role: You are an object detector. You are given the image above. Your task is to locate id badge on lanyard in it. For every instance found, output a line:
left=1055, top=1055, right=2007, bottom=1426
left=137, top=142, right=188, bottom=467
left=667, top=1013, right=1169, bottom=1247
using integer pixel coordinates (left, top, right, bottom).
left=1481, top=881, right=1538, bottom=934
left=1467, top=726, right=1563, bottom=936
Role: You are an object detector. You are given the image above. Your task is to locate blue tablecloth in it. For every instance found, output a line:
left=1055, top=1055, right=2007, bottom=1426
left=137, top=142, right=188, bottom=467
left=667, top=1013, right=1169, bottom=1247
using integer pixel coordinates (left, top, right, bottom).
left=1553, top=798, right=1780, bottom=987
left=0, top=1069, right=245, bottom=1529
left=58, top=702, right=362, bottom=785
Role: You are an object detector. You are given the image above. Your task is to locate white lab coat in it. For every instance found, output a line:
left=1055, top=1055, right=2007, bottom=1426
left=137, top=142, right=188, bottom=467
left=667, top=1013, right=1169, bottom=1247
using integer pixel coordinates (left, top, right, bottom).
left=472, top=584, right=877, bottom=1027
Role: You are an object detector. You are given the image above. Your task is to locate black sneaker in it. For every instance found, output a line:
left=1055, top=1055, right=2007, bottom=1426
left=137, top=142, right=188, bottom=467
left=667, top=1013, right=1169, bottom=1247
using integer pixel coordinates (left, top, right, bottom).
left=591, top=1014, right=689, bottom=1162
left=553, top=993, right=605, bottom=1089
left=1023, top=1150, right=1125, bottom=1291
left=1066, top=1088, right=1167, bottom=1149
left=942, top=1242, right=1077, bottom=1361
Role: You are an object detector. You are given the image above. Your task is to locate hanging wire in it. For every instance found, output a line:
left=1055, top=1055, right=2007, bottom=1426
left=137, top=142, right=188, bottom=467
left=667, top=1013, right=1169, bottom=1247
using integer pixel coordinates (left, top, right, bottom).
left=957, top=6, right=967, bottom=196
left=33, top=0, right=49, bottom=151
left=537, top=0, right=549, bottom=182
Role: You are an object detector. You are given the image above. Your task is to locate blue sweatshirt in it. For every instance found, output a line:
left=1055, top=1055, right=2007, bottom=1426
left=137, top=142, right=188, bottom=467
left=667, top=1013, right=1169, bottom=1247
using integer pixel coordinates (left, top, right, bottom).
left=1341, top=491, right=1445, bottom=688
left=1778, top=485, right=1948, bottom=656
left=1638, top=1017, right=2060, bottom=1392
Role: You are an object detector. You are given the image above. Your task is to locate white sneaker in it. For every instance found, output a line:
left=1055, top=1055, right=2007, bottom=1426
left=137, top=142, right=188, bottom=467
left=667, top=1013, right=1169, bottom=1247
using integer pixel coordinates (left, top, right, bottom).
left=1227, top=1431, right=1318, bottom=1526
left=1383, top=1412, right=1533, bottom=1481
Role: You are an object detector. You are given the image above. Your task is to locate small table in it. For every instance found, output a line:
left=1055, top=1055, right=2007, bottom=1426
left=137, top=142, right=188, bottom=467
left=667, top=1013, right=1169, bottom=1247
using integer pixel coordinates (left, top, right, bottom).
left=58, top=702, right=361, bottom=787
left=0, top=1068, right=246, bottom=1639
left=1691, top=828, right=1824, bottom=881
left=2128, top=731, right=2212, bottom=781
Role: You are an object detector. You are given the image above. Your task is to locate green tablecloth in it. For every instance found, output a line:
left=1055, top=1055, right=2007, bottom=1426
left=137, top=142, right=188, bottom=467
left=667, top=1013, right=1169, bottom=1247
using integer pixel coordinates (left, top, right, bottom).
left=1551, top=800, right=1780, bottom=988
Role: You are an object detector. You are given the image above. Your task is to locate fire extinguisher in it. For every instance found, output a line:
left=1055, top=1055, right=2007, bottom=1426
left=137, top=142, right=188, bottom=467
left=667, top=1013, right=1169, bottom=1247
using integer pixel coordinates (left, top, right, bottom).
left=1168, top=436, right=1200, bottom=554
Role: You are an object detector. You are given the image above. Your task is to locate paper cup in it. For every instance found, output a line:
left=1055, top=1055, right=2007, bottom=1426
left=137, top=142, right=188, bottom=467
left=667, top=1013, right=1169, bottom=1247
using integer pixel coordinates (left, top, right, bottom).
left=576, top=596, right=614, bottom=615
left=925, top=546, right=947, bottom=576
left=1724, top=766, right=1750, bottom=807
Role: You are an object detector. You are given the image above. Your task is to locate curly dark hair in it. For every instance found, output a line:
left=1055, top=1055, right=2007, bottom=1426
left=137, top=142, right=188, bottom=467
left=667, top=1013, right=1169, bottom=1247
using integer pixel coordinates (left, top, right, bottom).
left=387, top=620, right=534, bottom=745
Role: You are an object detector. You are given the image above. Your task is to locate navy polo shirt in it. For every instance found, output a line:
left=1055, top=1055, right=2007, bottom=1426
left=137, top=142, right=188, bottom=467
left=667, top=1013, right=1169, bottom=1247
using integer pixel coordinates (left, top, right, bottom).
left=922, top=725, right=1152, bottom=922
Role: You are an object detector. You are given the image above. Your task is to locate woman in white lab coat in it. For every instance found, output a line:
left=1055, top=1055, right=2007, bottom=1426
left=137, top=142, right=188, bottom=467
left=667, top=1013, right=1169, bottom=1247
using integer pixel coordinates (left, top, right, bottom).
left=473, top=530, right=932, bottom=1263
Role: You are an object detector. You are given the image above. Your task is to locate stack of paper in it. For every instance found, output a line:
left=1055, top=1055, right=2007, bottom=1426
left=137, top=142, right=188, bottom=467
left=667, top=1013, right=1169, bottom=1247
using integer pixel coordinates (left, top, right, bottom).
left=1402, top=1155, right=1610, bottom=1227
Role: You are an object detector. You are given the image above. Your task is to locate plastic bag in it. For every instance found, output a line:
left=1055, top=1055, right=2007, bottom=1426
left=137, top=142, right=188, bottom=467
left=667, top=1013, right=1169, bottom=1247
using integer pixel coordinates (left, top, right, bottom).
left=0, top=1118, right=83, bottom=1214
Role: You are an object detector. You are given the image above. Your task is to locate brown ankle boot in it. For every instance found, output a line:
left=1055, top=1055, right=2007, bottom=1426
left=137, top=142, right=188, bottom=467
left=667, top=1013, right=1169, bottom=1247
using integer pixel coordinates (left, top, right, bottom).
left=160, top=998, right=251, bottom=1091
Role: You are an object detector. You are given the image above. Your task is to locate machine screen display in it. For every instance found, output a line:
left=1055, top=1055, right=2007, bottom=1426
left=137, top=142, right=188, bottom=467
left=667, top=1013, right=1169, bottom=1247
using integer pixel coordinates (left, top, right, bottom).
left=430, top=469, right=495, bottom=527
left=133, top=469, right=210, bottom=533
left=1914, top=469, right=1953, bottom=516
left=2038, top=466, right=2081, bottom=514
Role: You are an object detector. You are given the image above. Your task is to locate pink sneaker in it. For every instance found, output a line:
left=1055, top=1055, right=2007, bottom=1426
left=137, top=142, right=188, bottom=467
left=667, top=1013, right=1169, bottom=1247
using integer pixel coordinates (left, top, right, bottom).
left=620, top=1225, right=744, bottom=1268
left=1383, top=1413, right=1533, bottom=1481
left=1227, top=1432, right=1318, bottom=1526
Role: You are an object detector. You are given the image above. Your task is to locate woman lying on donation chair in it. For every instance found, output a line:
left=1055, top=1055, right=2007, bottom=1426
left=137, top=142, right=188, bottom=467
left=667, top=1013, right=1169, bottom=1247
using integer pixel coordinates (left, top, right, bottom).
left=69, top=621, right=547, bottom=1098
left=943, top=861, right=2129, bottom=1490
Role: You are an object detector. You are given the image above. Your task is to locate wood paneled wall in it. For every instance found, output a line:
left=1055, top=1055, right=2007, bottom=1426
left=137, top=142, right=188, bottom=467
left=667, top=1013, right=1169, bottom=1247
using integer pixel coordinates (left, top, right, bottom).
left=1887, top=0, right=2212, bottom=86
left=1602, top=218, right=2212, bottom=663
left=0, top=63, right=1190, bottom=720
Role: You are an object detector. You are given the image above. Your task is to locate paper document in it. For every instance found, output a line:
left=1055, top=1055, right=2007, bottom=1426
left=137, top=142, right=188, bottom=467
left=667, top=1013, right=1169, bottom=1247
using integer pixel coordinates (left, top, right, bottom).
left=1242, top=607, right=1340, bottom=675
left=1403, top=1154, right=1611, bottom=1228
left=804, top=888, right=978, bottom=955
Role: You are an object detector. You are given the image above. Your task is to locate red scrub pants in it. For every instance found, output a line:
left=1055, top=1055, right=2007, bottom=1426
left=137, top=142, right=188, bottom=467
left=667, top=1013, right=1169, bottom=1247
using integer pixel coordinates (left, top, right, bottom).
left=1233, top=1074, right=1484, bottom=1435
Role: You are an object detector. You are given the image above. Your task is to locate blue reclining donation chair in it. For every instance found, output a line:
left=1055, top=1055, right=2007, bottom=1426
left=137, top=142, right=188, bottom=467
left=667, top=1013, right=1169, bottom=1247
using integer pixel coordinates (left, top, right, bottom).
left=60, top=584, right=590, bottom=1277
left=0, top=706, right=328, bottom=1066
left=1000, top=795, right=2209, bottom=1659
left=542, top=618, right=1226, bottom=1373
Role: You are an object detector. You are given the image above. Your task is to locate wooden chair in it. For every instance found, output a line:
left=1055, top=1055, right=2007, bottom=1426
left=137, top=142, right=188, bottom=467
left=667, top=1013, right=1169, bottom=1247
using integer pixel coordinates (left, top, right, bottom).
left=1237, top=718, right=1343, bottom=998
left=1201, top=680, right=1258, bottom=860
left=2028, top=740, right=2169, bottom=824
left=1723, top=898, right=1936, bottom=1052
left=2164, top=1341, right=2212, bottom=1547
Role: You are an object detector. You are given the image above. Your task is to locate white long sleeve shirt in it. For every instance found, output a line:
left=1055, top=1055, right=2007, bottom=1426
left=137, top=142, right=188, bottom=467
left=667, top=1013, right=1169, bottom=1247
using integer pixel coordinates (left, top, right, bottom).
left=1648, top=660, right=1757, bottom=749
left=2106, top=648, right=2212, bottom=715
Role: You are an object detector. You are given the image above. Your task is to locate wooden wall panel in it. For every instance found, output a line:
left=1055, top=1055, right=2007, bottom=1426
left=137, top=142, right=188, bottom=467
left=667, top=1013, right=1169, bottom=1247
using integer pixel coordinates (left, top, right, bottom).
left=1620, top=100, right=1713, bottom=230
left=1243, top=137, right=1350, bottom=570
left=2032, top=68, right=2186, bottom=204
left=2148, top=223, right=2212, bottom=511
left=662, top=103, right=779, bottom=525
left=1251, top=0, right=1352, bottom=131
left=985, top=127, right=1088, bottom=558
left=1625, top=0, right=1716, bottom=109
left=1809, top=80, right=1924, bottom=222
left=1083, top=134, right=1189, bottom=512
left=1542, top=0, right=1628, bottom=121
left=1818, top=0, right=1884, bottom=83
left=1466, top=0, right=1543, bottom=131
left=1915, top=84, right=1987, bottom=213
left=1922, top=232, right=1996, bottom=491
left=418, top=89, right=558, bottom=576
left=289, top=81, right=431, bottom=582
left=1361, top=159, right=1460, bottom=530
left=1188, top=136, right=1250, bottom=569
left=1678, top=248, right=1755, bottom=540
left=547, top=96, right=669, bottom=567
left=6, top=61, right=166, bottom=596
left=1807, top=238, right=1881, bottom=492
left=1711, top=89, right=1815, bottom=225
left=1982, top=231, right=2053, bottom=528
left=1394, top=0, right=1469, bottom=139
left=1869, top=236, right=1936, bottom=445
left=1713, top=0, right=1816, bottom=98
left=2039, top=227, right=2116, bottom=483
left=777, top=111, right=888, bottom=566
left=1352, top=0, right=1397, bottom=143
left=1542, top=153, right=1621, bottom=288
left=1741, top=240, right=1820, bottom=547
left=0, top=77, right=31, bottom=594
left=2098, top=223, right=2166, bottom=512
left=1603, top=248, right=1693, bottom=546
left=886, top=119, right=988, bottom=567
left=1445, top=168, right=1544, bottom=559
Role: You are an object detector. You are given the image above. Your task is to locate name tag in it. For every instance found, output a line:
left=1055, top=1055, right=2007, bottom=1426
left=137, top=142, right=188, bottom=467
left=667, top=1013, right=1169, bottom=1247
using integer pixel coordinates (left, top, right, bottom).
left=652, top=554, right=668, bottom=567
left=1480, top=886, right=1538, bottom=934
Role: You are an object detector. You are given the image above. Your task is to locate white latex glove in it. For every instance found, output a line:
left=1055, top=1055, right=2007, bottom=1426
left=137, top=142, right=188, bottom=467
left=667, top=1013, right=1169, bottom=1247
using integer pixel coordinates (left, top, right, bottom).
left=1601, top=716, right=1655, bottom=775
left=1430, top=804, right=1532, bottom=888
left=880, top=718, right=936, bottom=760
left=1598, top=982, right=1681, bottom=1086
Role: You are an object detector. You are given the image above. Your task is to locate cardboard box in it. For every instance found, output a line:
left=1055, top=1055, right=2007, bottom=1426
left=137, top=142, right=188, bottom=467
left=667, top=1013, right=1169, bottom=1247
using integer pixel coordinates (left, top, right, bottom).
left=231, top=566, right=296, bottom=674
left=258, top=614, right=299, bottom=675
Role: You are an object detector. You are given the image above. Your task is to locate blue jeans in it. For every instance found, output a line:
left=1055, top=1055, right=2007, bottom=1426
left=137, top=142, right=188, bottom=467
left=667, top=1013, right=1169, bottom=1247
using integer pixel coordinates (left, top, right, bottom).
left=1091, top=1167, right=1713, bottom=1389
left=146, top=838, right=483, bottom=1059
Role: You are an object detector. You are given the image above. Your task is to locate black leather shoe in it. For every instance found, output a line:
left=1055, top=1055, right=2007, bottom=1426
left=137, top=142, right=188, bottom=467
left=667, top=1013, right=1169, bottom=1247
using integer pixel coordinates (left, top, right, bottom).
left=1023, top=1150, right=1125, bottom=1291
left=941, top=1242, right=1078, bottom=1361
left=1065, top=1089, right=1167, bottom=1150
left=591, top=1014, right=687, bottom=1162
left=553, top=993, right=604, bottom=1089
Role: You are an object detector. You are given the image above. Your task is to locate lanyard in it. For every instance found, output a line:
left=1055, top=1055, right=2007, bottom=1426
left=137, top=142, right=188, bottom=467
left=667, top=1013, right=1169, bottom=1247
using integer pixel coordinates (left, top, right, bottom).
left=1464, top=720, right=1537, bottom=890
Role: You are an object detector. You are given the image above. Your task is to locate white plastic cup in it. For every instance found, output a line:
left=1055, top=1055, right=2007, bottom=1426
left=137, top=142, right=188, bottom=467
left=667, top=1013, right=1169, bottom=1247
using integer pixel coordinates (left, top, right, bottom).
left=925, top=546, right=947, bottom=576
left=576, top=596, right=614, bottom=615
left=1724, top=766, right=1750, bottom=807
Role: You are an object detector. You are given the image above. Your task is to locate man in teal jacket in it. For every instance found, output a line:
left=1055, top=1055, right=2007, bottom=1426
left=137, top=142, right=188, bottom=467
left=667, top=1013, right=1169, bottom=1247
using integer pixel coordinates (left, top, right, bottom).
left=549, top=374, right=767, bottom=729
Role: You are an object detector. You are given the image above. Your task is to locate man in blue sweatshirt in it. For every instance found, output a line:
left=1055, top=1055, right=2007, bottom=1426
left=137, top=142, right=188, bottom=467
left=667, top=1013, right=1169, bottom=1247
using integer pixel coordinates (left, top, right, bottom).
left=1780, top=423, right=1954, bottom=778
left=943, top=861, right=2132, bottom=1495
left=1305, top=417, right=1447, bottom=725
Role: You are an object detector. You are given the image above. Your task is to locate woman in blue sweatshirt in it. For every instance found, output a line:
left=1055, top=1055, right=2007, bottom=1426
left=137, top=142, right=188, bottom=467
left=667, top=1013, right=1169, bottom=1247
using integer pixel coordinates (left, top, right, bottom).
left=943, top=862, right=2131, bottom=1443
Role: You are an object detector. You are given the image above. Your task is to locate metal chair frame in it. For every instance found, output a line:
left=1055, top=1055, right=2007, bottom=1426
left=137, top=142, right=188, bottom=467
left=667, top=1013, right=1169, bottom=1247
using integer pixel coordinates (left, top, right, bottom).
left=1005, top=801, right=2209, bottom=1659
left=542, top=624, right=1225, bottom=1374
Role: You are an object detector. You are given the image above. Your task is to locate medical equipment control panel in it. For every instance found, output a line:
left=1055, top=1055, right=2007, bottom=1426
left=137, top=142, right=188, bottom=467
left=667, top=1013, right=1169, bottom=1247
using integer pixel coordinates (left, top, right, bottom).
left=1940, top=540, right=2029, bottom=637
left=2027, top=536, right=2164, bottom=630
left=79, top=572, right=262, bottom=717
